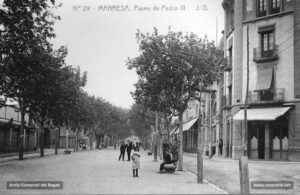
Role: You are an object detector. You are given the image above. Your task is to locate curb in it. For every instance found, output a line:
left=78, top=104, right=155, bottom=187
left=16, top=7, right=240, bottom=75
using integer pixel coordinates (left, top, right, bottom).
left=185, top=168, right=229, bottom=194
left=184, top=152, right=300, bottom=164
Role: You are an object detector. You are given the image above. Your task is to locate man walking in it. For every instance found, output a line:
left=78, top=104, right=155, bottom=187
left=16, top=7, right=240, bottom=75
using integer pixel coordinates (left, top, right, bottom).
left=118, top=141, right=126, bottom=161
left=219, top=138, right=223, bottom=156
left=126, top=141, right=133, bottom=161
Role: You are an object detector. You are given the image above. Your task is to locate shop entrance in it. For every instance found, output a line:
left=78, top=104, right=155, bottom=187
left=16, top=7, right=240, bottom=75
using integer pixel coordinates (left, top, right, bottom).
left=248, top=121, right=265, bottom=159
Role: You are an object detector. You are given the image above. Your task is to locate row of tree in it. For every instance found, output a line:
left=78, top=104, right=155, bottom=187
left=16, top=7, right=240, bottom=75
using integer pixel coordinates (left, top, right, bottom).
left=0, top=0, right=131, bottom=159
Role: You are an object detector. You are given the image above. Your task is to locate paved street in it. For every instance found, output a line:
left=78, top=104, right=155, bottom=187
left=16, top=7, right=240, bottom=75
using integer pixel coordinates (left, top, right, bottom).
left=184, top=153, right=300, bottom=194
left=0, top=148, right=225, bottom=194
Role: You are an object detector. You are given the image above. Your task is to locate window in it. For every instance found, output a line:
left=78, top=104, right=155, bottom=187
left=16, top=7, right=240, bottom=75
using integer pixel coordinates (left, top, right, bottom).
left=228, top=85, right=232, bottom=106
left=270, top=0, right=280, bottom=14
left=246, top=0, right=253, bottom=11
left=261, top=30, right=274, bottom=57
left=230, top=9, right=234, bottom=30
left=257, top=0, right=267, bottom=17
left=256, top=0, right=281, bottom=17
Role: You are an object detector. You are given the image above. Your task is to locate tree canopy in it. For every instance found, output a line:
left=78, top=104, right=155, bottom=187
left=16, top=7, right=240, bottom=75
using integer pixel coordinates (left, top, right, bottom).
left=127, top=27, right=224, bottom=170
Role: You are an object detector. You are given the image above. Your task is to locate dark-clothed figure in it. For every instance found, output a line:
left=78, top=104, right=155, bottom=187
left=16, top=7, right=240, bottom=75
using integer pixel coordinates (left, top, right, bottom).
left=162, top=139, right=170, bottom=160
left=134, top=142, right=139, bottom=152
left=219, top=138, right=223, bottom=156
left=159, top=151, right=176, bottom=173
left=118, top=141, right=126, bottom=161
left=126, top=141, right=133, bottom=161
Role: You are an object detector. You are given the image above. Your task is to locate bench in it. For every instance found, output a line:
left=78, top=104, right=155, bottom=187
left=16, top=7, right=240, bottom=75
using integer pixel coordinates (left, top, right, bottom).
left=64, top=150, right=71, bottom=154
left=163, top=164, right=176, bottom=173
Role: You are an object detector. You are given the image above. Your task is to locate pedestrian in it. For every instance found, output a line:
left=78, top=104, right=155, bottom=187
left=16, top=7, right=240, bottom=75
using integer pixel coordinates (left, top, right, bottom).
left=126, top=141, right=133, bottom=161
left=131, top=148, right=141, bottom=177
left=135, top=142, right=140, bottom=151
left=118, top=140, right=126, bottom=161
left=219, top=138, right=223, bottom=156
left=162, top=139, right=170, bottom=160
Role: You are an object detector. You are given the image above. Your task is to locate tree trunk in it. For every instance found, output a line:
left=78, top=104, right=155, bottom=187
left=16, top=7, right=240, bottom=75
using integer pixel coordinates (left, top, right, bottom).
left=19, top=109, right=25, bottom=160
left=89, top=128, right=93, bottom=150
left=75, top=128, right=79, bottom=152
left=178, top=111, right=184, bottom=171
left=40, top=122, right=45, bottom=157
left=164, top=113, right=170, bottom=143
left=55, top=127, right=59, bottom=155
left=153, top=112, right=158, bottom=161
left=144, top=134, right=147, bottom=150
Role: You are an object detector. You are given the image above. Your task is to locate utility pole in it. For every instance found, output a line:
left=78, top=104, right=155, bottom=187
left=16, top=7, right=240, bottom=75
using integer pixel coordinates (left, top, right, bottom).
left=239, top=25, right=250, bottom=195
left=197, top=94, right=204, bottom=183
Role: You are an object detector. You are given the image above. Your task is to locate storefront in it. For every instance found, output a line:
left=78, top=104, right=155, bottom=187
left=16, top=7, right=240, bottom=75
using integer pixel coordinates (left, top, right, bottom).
left=171, top=117, right=199, bottom=153
left=233, top=107, right=291, bottom=160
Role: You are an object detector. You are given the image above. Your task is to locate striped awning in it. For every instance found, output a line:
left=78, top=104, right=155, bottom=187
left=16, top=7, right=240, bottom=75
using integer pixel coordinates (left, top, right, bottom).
left=173, top=117, right=199, bottom=135
left=233, top=107, right=291, bottom=121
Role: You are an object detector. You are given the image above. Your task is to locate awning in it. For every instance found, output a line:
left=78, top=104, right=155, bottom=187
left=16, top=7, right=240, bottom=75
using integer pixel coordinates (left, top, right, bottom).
left=170, top=126, right=178, bottom=136
left=183, top=117, right=199, bottom=131
left=255, top=67, right=273, bottom=91
left=233, top=107, right=291, bottom=121
left=173, top=117, right=199, bottom=134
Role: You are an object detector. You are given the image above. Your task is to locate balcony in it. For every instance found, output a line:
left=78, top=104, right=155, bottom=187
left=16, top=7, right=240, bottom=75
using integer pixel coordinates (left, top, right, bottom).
left=248, top=88, right=285, bottom=104
left=253, top=45, right=279, bottom=63
left=222, top=95, right=232, bottom=108
left=223, top=57, right=232, bottom=71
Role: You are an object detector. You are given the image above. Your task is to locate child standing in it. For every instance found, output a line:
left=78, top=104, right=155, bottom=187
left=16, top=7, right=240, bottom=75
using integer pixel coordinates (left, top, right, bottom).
left=131, top=149, right=141, bottom=177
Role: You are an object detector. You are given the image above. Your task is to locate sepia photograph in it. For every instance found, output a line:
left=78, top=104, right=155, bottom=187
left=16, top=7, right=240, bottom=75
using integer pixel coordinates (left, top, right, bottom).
left=0, top=0, right=299, bottom=194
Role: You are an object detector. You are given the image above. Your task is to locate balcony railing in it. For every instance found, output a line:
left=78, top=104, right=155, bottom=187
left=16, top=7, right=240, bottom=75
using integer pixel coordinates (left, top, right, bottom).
left=248, top=88, right=285, bottom=104
left=253, top=45, right=278, bottom=63
left=223, top=57, right=232, bottom=71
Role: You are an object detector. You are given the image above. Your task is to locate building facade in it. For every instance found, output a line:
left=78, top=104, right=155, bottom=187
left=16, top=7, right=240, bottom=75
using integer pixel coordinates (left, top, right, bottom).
left=221, top=0, right=300, bottom=160
left=0, top=101, right=33, bottom=153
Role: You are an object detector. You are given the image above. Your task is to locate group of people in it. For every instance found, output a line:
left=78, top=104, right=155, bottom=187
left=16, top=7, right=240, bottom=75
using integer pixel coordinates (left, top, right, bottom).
left=118, top=139, right=179, bottom=177
left=118, top=140, right=141, bottom=177
left=118, top=140, right=141, bottom=161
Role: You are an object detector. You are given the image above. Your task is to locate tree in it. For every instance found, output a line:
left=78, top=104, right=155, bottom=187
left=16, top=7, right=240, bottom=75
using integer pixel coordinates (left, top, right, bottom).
left=28, top=46, right=67, bottom=157
left=128, top=104, right=155, bottom=149
left=0, top=0, right=61, bottom=160
left=127, top=28, right=223, bottom=176
left=53, top=65, right=87, bottom=152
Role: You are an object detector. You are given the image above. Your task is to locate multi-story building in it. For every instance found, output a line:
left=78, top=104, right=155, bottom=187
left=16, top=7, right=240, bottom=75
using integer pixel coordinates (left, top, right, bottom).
left=0, top=100, right=32, bottom=153
left=221, top=0, right=300, bottom=160
left=0, top=99, right=77, bottom=154
left=170, top=100, right=200, bottom=153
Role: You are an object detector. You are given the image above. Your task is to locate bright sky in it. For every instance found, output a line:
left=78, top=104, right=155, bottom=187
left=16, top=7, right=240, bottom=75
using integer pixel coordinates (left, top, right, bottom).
left=52, top=0, right=224, bottom=109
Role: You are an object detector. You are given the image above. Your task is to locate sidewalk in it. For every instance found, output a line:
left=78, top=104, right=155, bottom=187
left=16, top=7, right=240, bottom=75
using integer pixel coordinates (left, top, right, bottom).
left=99, top=149, right=227, bottom=194
left=0, top=148, right=227, bottom=194
left=0, top=149, right=66, bottom=164
left=183, top=152, right=300, bottom=194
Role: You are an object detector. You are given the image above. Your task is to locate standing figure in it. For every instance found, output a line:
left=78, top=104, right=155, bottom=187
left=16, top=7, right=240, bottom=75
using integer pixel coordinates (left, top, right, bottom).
left=131, top=149, right=141, bottom=177
left=126, top=141, right=133, bottom=161
left=136, top=142, right=140, bottom=151
left=118, top=141, right=126, bottom=161
left=219, top=138, right=223, bottom=156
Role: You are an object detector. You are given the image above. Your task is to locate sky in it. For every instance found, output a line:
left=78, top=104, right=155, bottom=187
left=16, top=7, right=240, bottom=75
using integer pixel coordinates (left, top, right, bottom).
left=51, top=0, right=224, bottom=109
